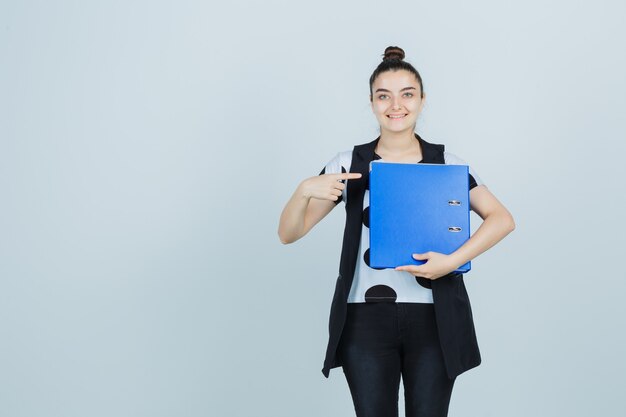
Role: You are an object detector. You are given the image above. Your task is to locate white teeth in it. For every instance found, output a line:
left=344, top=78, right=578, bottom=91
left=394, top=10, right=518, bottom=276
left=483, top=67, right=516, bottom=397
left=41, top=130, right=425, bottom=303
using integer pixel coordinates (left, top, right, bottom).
left=388, top=114, right=406, bottom=119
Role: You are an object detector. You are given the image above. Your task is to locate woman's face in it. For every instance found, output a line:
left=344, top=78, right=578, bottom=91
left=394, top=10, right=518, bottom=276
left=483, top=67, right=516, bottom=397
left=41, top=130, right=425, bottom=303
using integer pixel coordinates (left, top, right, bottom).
left=370, top=69, right=425, bottom=134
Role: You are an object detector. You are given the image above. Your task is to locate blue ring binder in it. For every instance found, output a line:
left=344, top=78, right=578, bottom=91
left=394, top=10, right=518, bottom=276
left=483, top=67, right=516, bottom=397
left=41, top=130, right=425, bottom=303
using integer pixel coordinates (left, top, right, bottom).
left=369, top=161, right=472, bottom=273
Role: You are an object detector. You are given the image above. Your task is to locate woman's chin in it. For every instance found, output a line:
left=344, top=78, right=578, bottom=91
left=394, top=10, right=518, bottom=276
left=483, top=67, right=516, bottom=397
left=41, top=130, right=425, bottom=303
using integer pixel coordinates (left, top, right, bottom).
left=381, top=123, right=415, bottom=134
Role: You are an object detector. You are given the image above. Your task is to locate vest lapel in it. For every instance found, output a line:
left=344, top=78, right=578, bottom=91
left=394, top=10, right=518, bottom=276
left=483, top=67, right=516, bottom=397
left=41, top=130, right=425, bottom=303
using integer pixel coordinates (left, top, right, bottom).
left=337, top=138, right=376, bottom=292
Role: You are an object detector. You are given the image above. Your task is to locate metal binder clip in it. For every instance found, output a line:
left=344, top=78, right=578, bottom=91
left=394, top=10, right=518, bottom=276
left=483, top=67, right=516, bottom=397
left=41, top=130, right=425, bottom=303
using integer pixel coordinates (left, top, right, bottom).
left=448, top=226, right=462, bottom=232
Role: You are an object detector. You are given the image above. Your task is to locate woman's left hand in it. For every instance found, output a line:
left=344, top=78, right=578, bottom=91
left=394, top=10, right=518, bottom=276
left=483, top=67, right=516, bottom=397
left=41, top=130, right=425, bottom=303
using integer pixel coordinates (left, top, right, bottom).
left=395, top=251, right=458, bottom=280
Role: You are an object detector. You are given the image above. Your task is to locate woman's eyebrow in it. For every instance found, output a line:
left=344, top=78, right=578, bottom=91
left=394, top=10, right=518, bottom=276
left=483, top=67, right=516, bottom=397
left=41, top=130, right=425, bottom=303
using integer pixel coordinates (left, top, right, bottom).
left=374, top=86, right=417, bottom=93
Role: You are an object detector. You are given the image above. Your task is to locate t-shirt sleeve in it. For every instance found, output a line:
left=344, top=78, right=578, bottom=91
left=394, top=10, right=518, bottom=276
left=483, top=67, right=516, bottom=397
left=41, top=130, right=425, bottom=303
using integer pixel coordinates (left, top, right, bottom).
left=318, top=152, right=347, bottom=205
left=444, top=151, right=486, bottom=191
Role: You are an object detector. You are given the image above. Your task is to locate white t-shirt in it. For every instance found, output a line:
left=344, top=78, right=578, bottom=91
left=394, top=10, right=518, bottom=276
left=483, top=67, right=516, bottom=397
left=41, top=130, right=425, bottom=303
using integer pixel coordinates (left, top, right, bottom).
left=319, top=149, right=485, bottom=303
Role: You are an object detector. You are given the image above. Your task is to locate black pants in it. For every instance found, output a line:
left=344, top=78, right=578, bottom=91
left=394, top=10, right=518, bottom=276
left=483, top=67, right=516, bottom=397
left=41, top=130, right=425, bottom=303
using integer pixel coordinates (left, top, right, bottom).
left=337, top=302, right=455, bottom=417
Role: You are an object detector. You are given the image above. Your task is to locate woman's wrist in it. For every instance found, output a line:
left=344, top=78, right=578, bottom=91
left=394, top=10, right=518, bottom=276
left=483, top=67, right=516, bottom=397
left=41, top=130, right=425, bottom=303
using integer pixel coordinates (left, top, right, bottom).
left=447, top=252, right=467, bottom=272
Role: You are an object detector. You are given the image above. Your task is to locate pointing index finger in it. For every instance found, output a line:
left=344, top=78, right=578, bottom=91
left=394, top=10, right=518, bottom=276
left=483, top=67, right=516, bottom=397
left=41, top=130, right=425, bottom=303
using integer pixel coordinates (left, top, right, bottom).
left=334, top=172, right=362, bottom=180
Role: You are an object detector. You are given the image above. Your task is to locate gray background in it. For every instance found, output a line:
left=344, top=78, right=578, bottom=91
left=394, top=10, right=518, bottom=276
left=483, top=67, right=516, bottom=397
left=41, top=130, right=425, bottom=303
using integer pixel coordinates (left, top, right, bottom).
left=2, top=0, right=625, bottom=416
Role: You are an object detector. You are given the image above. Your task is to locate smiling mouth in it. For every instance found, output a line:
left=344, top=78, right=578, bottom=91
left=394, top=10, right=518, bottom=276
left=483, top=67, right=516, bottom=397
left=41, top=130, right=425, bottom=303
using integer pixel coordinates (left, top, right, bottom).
left=387, top=114, right=407, bottom=119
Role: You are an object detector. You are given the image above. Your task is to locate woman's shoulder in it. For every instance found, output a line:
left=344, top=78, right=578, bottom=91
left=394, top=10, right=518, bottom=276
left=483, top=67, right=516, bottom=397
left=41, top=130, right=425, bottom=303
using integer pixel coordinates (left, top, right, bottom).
left=442, top=150, right=486, bottom=188
left=321, top=149, right=353, bottom=174
left=443, top=150, right=469, bottom=165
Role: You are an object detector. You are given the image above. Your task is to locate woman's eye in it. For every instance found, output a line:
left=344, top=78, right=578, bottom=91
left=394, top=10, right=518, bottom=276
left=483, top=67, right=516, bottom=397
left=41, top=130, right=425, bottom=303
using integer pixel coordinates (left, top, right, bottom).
left=404, top=92, right=413, bottom=97
left=378, top=95, right=388, bottom=99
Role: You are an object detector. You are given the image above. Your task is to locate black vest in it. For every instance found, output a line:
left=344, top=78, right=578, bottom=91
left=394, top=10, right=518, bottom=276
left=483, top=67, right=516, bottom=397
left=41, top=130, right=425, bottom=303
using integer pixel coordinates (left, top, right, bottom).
left=321, top=133, right=482, bottom=380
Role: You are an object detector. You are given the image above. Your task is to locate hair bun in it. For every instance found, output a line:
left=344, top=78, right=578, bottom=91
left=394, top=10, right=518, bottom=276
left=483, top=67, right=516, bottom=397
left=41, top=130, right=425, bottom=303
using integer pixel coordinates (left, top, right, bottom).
left=382, top=46, right=405, bottom=62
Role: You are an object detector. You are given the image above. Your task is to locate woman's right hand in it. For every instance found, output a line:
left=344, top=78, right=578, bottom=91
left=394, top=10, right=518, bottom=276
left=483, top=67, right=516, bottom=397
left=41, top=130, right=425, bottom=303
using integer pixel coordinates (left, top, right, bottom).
left=279, top=171, right=362, bottom=244
left=300, top=172, right=362, bottom=201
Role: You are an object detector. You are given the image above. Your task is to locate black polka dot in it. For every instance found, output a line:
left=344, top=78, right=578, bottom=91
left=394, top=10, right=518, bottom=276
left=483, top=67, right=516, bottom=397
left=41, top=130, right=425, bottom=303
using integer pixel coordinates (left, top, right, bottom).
left=415, top=276, right=432, bottom=289
left=363, top=206, right=370, bottom=228
left=363, top=248, right=385, bottom=270
left=365, top=285, right=397, bottom=303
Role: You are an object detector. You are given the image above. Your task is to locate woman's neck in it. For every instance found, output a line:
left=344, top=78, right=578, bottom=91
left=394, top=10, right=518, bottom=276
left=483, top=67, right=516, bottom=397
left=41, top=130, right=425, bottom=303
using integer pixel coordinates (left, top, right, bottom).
left=375, top=130, right=422, bottom=158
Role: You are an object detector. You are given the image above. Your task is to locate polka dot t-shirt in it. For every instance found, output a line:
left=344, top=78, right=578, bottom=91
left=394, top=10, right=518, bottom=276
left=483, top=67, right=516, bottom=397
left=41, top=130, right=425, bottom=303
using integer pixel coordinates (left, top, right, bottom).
left=319, top=149, right=485, bottom=303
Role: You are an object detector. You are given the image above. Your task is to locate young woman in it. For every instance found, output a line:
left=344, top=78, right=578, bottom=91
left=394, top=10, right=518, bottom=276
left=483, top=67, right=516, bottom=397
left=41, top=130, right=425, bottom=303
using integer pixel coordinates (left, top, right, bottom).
left=278, top=46, right=515, bottom=417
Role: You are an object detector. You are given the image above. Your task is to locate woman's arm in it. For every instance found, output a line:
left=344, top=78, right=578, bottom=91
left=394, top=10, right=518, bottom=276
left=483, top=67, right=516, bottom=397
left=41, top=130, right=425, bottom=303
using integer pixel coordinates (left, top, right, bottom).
left=278, top=172, right=361, bottom=244
left=447, top=184, right=516, bottom=269
left=396, top=184, right=515, bottom=279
